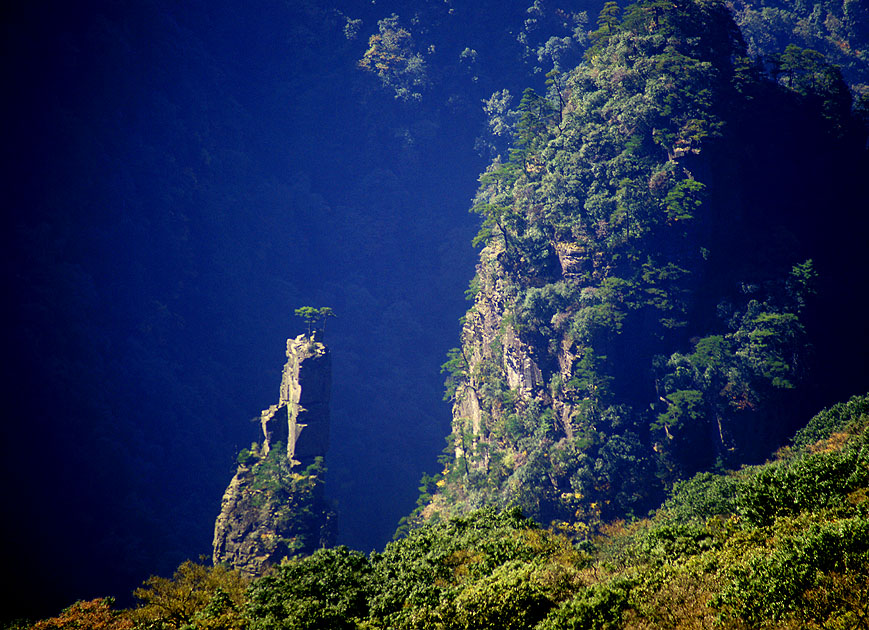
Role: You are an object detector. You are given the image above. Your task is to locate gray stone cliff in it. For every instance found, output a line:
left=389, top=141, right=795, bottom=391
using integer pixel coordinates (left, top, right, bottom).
left=260, top=335, right=331, bottom=466
left=212, top=335, right=334, bottom=577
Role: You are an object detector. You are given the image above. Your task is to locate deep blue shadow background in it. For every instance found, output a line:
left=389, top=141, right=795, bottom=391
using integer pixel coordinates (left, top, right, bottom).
left=1, top=0, right=580, bottom=619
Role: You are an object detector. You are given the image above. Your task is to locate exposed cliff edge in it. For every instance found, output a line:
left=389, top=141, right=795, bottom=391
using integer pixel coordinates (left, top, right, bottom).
left=212, top=335, right=335, bottom=577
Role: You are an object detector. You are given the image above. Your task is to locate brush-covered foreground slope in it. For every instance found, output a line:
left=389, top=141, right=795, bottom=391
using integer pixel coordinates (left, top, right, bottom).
left=19, top=393, right=869, bottom=629
left=242, top=393, right=868, bottom=630
left=423, top=0, right=869, bottom=531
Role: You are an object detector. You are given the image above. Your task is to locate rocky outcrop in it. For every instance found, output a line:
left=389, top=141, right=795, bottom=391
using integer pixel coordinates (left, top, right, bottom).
left=212, top=335, right=334, bottom=577
left=427, top=242, right=584, bottom=524
left=260, top=335, right=331, bottom=466
left=453, top=246, right=552, bottom=455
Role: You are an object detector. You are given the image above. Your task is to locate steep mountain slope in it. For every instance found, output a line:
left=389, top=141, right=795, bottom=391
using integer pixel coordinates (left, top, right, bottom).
left=422, top=0, right=869, bottom=531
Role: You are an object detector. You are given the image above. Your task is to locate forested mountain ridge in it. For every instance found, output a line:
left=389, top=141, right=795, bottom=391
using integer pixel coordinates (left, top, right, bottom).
left=420, top=0, right=869, bottom=533
left=242, top=393, right=869, bottom=629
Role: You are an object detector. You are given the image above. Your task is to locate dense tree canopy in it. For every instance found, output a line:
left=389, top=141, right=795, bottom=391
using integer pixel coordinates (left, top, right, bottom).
left=428, top=0, right=869, bottom=534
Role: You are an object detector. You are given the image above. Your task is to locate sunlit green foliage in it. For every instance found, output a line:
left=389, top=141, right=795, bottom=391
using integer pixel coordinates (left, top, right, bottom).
left=791, top=392, right=869, bottom=449
left=294, top=306, right=335, bottom=337
left=735, top=437, right=869, bottom=527
left=247, top=547, right=371, bottom=630
left=129, top=561, right=248, bottom=629
left=620, top=397, right=869, bottom=628
left=368, top=507, right=587, bottom=630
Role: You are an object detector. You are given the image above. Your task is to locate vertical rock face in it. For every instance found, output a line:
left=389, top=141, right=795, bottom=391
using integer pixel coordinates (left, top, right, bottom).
left=212, top=335, right=335, bottom=578
left=429, top=246, right=561, bottom=520
left=261, top=335, right=331, bottom=467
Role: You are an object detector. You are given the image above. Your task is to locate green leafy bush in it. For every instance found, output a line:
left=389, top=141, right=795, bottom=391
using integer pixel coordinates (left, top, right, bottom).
left=246, top=547, right=371, bottom=630
left=792, top=393, right=869, bottom=449
left=736, top=443, right=869, bottom=526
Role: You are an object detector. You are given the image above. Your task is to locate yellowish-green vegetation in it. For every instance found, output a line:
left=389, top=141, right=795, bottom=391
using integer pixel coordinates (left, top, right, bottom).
left=16, top=394, right=868, bottom=629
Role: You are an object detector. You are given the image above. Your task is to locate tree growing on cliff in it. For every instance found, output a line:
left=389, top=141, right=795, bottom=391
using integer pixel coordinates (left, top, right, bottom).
left=294, top=306, right=336, bottom=338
